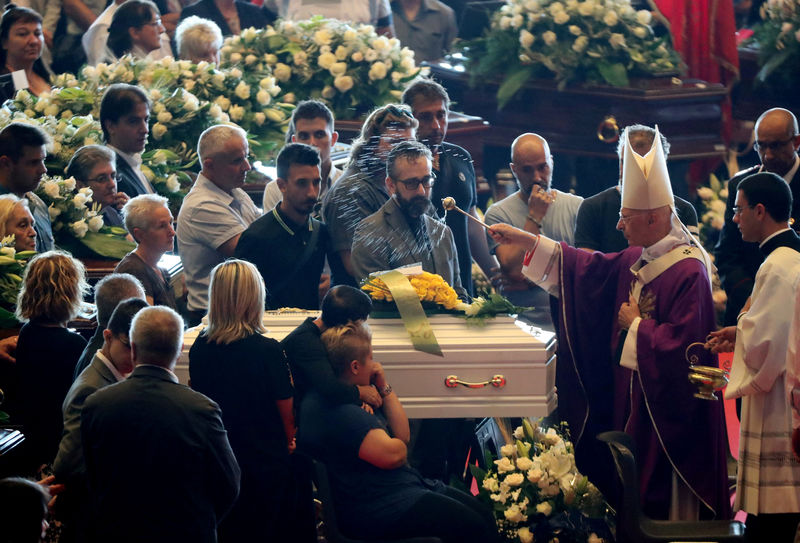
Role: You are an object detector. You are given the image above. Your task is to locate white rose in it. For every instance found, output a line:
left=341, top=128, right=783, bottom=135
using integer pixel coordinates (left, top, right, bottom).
left=245, top=54, right=258, bottom=65
left=351, top=51, right=365, bottom=62
left=503, top=504, right=527, bottom=524
left=343, top=29, right=358, bottom=42
left=229, top=105, right=245, bottom=121
left=283, top=92, right=296, bottom=103
left=527, top=468, right=543, bottom=483
left=212, top=72, right=226, bottom=86
left=542, top=31, right=557, bottom=45
left=321, top=85, right=336, bottom=99
left=368, top=61, right=388, bottom=80
left=150, top=150, right=169, bottom=166
left=235, top=81, right=251, bottom=100
left=569, top=24, right=582, bottom=35
left=536, top=502, right=553, bottom=516
left=525, top=0, right=539, bottom=10
left=400, top=56, right=415, bottom=72
left=184, top=93, right=200, bottom=111
left=494, top=456, right=515, bottom=473
left=335, top=45, right=350, bottom=60
left=293, top=50, right=308, bottom=65
left=209, top=104, right=224, bottom=119
left=165, top=174, right=180, bottom=192
left=259, top=76, right=276, bottom=89
left=719, top=188, right=728, bottom=199
left=330, top=62, right=348, bottom=76
left=513, top=426, right=525, bottom=439
left=241, top=27, right=257, bottom=41
left=517, top=527, right=534, bottom=543
left=609, top=33, right=626, bottom=48
left=573, top=36, right=589, bottom=52
left=482, top=476, right=499, bottom=492
left=334, top=75, right=354, bottom=92
left=230, top=67, right=243, bottom=79
left=48, top=206, right=61, bottom=220
left=364, top=48, right=379, bottom=62
left=0, top=246, right=14, bottom=258
left=157, top=111, right=172, bottom=123
left=578, top=1, right=595, bottom=16
left=511, top=13, right=523, bottom=28
left=504, top=473, right=524, bottom=487
left=519, top=29, right=535, bottom=48
left=318, top=52, right=337, bottom=70
left=603, top=10, right=618, bottom=26
left=44, top=104, right=59, bottom=117
left=636, top=9, right=652, bottom=25
left=88, top=215, right=104, bottom=232
left=214, top=96, right=231, bottom=111
left=256, top=89, right=271, bottom=105
left=500, top=443, right=516, bottom=457
left=72, top=193, right=89, bottom=209
left=274, top=63, right=292, bottom=82
left=152, top=123, right=168, bottom=140
left=81, top=65, right=97, bottom=79
left=254, top=112, right=266, bottom=126
left=549, top=1, right=565, bottom=14
left=313, top=28, right=333, bottom=45
left=43, top=181, right=60, bottom=199
left=229, top=52, right=242, bottom=63
left=64, top=177, right=76, bottom=191
left=633, top=26, right=648, bottom=39
left=71, top=219, right=89, bottom=238
left=516, top=456, right=534, bottom=471
left=184, top=79, right=196, bottom=92
left=371, top=36, right=390, bottom=51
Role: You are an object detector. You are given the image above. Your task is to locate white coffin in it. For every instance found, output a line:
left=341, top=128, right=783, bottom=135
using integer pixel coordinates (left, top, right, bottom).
left=178, top=312, right=558, bottom=419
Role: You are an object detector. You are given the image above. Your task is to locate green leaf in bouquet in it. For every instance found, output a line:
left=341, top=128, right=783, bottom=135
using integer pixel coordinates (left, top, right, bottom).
left=78, top=231, right=136, bottom=260
left=523, top=418, right=536, bottom=442
left=0, top=306, right=19, bottom=328
left=468, top=463, right=487, bottom=487
left=497, top=66, right=535, bottom=110
left=516, top=439, right=532, bottom=459
left=597, top=61, right=629, bottom=87
left=755, top=48, right=791, bottom=85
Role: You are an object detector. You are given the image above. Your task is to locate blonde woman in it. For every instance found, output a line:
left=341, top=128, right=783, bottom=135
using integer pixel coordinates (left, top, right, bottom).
left=189, top=259, right=308, bottom=542
left=0, top=194, right=36, bottom=251
left=15, top=251, right=89, bottom=474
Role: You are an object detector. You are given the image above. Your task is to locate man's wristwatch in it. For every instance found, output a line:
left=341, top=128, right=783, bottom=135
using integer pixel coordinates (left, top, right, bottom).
left=378, top=383, right=393, bottom=398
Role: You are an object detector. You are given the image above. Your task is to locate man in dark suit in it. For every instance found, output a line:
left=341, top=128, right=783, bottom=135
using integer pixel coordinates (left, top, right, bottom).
left=180, top=0, right=275, bottom=36
left=715, top=107, right=800, bottom=325
left=99, top=84, right=155, bottom=198
left=81, top=306, right=240, bottom=543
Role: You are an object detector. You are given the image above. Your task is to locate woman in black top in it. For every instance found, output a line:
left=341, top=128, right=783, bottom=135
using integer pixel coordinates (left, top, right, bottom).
left=189, top=259, right=309, bottom=542
left=15, top=251, right=89, bottom=475
left=0, top=5, right=50, bottom=101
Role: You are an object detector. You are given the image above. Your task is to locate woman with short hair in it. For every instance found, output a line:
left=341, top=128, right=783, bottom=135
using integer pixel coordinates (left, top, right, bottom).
left=0, top=4, right=50, bottom=99
left=0, top=194, right=36, bottom=251
left=15, top=251, right=89, bottom=474
left=116, top=194, right=176, bottom=309
left=107, top=0, right=166, bottom=60
left=190, top=259, right=309, bottom=542
left=174, top=16, right=223, bottom=65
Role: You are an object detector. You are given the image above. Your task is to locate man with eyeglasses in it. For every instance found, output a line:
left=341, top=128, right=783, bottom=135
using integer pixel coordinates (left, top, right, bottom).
left=484, top=133, right=583, bottom=317
left=350, top=140, right=464, bottom=294
left=52, top=298, right=149, bottom=541
left=488, top=127, right=730, bottom=522
left=715, top=107, right=800, bottom=326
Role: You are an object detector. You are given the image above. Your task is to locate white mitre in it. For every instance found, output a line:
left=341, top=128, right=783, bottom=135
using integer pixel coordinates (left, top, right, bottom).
left=620, top=126, right=674, bottom=210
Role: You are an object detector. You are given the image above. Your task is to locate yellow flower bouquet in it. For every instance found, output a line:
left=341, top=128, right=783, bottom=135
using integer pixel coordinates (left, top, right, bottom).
left=362, top=271, right=461, bottom=311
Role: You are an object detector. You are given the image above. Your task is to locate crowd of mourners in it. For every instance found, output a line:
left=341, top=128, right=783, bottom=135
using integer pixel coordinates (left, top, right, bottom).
left=0, top=0, right=799, bottom=542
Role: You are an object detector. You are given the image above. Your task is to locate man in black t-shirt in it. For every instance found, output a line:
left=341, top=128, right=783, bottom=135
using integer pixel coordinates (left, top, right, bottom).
left=574, top=124, right=698, bottom=253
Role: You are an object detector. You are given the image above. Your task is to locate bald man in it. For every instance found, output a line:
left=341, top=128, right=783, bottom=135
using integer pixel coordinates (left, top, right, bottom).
left=715, top=107, right=800, bottom=325
left=484, top=133, right=583, bottom=311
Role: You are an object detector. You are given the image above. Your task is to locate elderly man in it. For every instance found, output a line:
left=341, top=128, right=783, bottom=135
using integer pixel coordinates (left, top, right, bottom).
left=73, top=273, right=146, bottom=379
left=263, top=100, right=342, bottom=214
left=402, top=79, right=496, bottom=295
left=81, top=306, right=240, bottom=543
left=322, top=104, right=417, bottom=285
left=52, top=298, right=148, bottom=541
left=350, top=140, right=463, bottom=293
left=484, top=133, right=582, bottom=313
left=489, top=127, right=730, bottom=521
left=574, top=125, right=698, bottom=253
left=715, top=108, right=800, bottom=325
left=100, top=84, right=155, bottom=198
left=0, top=123, right=54, bottom=252
left=177, top=124, right=260, bottom=325
left=707, top=172, right=800, bottom=542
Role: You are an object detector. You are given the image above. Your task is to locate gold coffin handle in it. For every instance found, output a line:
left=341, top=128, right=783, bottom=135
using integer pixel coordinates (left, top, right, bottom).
left=596, top=115, right=619, bottom=143
left=444, top=374, right=506, bottom=389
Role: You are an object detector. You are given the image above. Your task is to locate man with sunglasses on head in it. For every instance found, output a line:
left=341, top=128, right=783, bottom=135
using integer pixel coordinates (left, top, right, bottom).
left=716, top=107, right=800, bottom=326
left=350, top=140, right=464, bottom=295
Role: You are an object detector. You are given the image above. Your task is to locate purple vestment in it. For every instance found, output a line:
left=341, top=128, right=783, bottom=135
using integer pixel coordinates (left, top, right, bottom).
left=553, top=243, right=730, bottom=520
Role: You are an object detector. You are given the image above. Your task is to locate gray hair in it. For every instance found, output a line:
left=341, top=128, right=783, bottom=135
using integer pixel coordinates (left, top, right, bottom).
left=197, top=124, right=247, bottom=162
left=94, top=273, right=146, bottom=328
left=131, top=306, right=184, bottom=368
left=122, top=194, right=170, bottom=240
left=66, top=145, right=116, bottom=184
left=175, top=16, right=223, bottom=61
left=617, top=124, right=670, bottom=158
left=386, top=140, right=432, bottom=180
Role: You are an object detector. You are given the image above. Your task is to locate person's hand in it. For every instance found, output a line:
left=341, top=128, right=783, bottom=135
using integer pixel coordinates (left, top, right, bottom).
left=360, top=402, right=374, bottom=415
left=113, top=192, right=130, bottom=210
left=371, top=362, right=387, bottom=390
left=0, top=336, right=17, bottom=364
left=37, top=475, right=65, bottom=511
left=43, top=28, right=53, bottom=49
left=705, top=326, right=736, bottom=353
left=488, top=223, right=538, bottom=250
left=358, top=385, right=382, bottom=409
left=288, top=437, right=297, bottom=454
left=527, top=185, right=555, bottom=223
left=617, top=295, right=640, bottom=330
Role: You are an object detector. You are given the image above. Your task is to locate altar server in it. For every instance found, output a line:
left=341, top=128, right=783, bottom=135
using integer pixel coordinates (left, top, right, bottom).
left=707, top=172, right=800, bottom=542
left=489, top=126, right=730, bottom=521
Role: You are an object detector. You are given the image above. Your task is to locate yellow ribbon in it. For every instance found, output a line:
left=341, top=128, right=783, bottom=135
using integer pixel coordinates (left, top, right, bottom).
left=378, top=270, right=443, bottom=357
